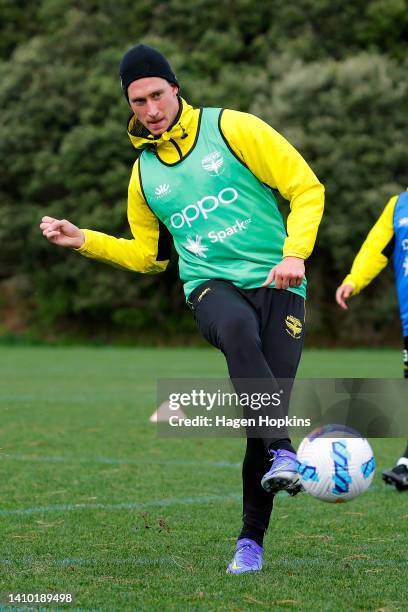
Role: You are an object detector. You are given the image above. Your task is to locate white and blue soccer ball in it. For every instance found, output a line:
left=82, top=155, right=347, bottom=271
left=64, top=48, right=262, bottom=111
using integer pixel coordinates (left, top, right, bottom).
left=297, top=425, right=376, bottom=503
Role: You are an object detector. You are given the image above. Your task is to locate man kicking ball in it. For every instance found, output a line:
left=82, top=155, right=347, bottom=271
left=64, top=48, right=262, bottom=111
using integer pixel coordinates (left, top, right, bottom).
left=41, top=44, right=325, bottom=573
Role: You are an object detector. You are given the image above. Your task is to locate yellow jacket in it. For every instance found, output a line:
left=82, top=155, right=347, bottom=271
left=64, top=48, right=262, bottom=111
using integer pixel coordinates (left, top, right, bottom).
left=77, top=99, right=324, bottom=274
left=342, top=194, right=399, bottom=294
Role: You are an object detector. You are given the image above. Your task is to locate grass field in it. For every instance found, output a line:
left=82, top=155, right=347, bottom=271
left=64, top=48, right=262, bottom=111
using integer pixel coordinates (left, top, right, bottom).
left=0, top=347, right=407, bottom=611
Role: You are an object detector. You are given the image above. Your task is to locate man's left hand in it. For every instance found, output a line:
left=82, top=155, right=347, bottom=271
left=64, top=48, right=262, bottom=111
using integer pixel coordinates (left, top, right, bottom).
left=263, top=256, right=305, bottom=289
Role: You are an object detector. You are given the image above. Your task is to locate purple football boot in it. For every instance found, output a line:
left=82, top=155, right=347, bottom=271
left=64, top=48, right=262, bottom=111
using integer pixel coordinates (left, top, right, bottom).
left=261, top=449, right=302, bottom=495
left=226, top=538, right=263, bottom=574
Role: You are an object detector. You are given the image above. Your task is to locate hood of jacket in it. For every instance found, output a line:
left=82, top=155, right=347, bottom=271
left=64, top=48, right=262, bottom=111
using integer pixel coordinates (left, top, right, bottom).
left=127, top=98, right=200, bottom=162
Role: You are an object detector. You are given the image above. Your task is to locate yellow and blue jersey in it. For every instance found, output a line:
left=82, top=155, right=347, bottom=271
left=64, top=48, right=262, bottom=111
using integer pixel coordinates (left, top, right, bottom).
left=342, top=190, right=408, bottom=335
left=393, top=192, right=408, bottom=335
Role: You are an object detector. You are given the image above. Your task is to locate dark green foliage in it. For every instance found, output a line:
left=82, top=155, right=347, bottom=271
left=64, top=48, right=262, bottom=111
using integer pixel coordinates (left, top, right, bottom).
left=1, top=1, right=407, bottom=343
left=251, top=53, right=408, bottom=344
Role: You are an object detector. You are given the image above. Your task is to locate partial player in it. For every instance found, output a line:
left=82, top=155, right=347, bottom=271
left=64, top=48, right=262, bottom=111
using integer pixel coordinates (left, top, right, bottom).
left=336, top=189, right=408, bottom=491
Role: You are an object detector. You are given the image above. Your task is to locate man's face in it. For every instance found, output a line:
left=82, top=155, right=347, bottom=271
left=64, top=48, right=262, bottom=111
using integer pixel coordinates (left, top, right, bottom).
left=128, top=77, right=179, bottom=136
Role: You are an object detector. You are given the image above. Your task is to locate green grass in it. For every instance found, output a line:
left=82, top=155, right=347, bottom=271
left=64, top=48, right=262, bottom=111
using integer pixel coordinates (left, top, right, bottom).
left=0, top=347, right=407, bottom=611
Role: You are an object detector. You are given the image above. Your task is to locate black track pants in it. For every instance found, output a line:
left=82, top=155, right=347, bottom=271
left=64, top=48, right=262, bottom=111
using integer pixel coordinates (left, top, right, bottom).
left=188, top=279, right=305, bottom=541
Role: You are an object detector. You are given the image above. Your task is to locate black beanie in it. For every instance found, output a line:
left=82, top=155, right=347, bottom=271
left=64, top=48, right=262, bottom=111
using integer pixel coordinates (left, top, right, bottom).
left=119, top=44, right=179, bottom=100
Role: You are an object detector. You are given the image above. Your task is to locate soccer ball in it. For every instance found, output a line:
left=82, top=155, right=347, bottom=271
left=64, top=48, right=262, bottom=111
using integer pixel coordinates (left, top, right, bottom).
left=297, top=425, right=376, bottom=503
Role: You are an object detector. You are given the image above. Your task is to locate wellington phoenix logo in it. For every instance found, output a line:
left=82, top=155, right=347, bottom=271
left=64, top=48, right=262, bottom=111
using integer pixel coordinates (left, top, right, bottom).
left=285, top=315, right=303, bottom=339
left=201, top=151, right=224, bottom=176
left=155, top=183, right=171, bottom=198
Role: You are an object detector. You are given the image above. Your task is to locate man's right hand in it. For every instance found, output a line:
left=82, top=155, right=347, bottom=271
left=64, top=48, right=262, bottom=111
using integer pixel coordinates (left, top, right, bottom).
left=40, top=217, right=85, bottom=249
left=335, top=283, right=354, bottom=310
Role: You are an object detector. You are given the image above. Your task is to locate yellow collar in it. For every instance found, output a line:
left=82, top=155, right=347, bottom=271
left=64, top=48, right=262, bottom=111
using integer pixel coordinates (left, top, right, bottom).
left=127, top=98, right=196, bottom=151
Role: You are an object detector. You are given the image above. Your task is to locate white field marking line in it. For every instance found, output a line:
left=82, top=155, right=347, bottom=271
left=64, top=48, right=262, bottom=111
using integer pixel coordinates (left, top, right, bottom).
left=0, top=493, right=241, bottom=517
left=0, top=452, right=240, bottom=469
left=0, top=482, right=386, bottom=518
left=1, top=557, right=407, bottom=568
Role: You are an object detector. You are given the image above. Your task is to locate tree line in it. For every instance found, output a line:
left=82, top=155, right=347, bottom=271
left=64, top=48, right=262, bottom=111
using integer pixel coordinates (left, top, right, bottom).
left=1, top=0, right=407, bottom=344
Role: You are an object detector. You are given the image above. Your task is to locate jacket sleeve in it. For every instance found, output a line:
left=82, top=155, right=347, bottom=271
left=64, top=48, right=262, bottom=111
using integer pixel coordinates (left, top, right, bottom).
left=219, top=110, right=324, bottom=259
left=76, top=159, right=170, bottom=274
left=342, top=196, right=397, bottom=294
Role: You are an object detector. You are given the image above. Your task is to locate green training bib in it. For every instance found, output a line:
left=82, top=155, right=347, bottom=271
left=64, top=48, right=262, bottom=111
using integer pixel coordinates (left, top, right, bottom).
left=139, top=107, right=307, bottom=299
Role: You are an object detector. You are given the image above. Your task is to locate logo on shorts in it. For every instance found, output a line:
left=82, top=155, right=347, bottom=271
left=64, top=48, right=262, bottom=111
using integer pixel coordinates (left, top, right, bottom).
left=285, top=315, right=303, bottom=339
left=197, top=287, right=212, bottom=302
left=398, top=217, right=408, bottom=228
left=201, top=151, right=224, bottom=176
